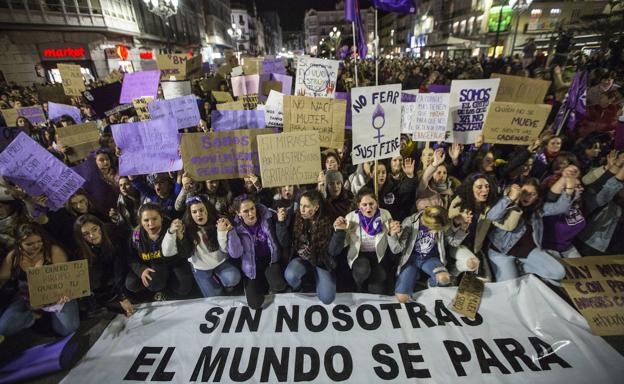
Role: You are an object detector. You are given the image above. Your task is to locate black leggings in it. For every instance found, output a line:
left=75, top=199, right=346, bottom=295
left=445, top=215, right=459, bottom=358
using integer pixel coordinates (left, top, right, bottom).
left=244, top=260, right=287, bottom=310
left=126, top=262, right=193, bottom=297
left=352, top=252, right=388, bottom=294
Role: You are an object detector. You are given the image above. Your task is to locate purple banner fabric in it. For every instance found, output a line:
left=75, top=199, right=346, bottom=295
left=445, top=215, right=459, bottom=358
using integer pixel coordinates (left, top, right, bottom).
left=0, top=132, right=85, bottom=210
left=148, top=95, right=201, bottom=129
left=345, top=0, right=357, bottom=22
left=345, top=0, right=368, bottom=58
left=71, top=154, right=117, bottom=213
left=211, top=110, right=266, bottom=131
left=427, top=84, right=451, bottom=93
left=0, top=126, right=26, bottom=152
left=119, top=70, right=161, bottom=104
left=111, top=117, right=183, bottom=176
left=47, top=102, right=82, bottom=124
left=0, top=333, right=78, bottom=383
left=82, top=82, right=122, bottom=118
left=18, top=106, right=46, bottom=124
left=401, top=92, right=417, bottom=102
left=554, top=70, right=587, bottom=133
left=372, top=0, right=416, bottom=13
left=335, top=92, right=352, bottom=129
left=270, top=73, right=293, bottom=95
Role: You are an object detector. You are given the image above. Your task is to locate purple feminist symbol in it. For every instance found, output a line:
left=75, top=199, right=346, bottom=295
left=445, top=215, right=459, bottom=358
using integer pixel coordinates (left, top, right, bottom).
left=372, top=104, right=385, bottom=143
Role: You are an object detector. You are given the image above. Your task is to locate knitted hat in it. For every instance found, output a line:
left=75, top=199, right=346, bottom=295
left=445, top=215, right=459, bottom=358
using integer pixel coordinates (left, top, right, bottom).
left=325, top=170, right=343, bottom=184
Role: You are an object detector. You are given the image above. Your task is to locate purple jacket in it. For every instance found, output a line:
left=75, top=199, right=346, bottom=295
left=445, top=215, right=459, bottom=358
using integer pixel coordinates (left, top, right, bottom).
left=227, top=204, right=280, bottom=279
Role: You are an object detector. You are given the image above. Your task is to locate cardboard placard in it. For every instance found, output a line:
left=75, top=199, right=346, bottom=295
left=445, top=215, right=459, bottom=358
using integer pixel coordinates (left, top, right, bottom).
left=200, top=78, right=222, bottom=92
left=452, top=273, right=484, bottom=320
left=180, top=129, right=272, bottom=181
left=491, top=73, right=551, bottom=104
left=36, top=84, right=72, bottom=105
left=1, top=108, right=20, bottom=126
left=132, top=96, right=154, bottom=121
left=561, top=255, right=624, bottom=336
left=27, top=259, right=91, bottom=309
left=241, top=94, right=258, bottom=110
left=104, top=69, right=124, bottom=84
left=57, top=63, right=85, bottom=96
left=257, top=131, right=321, bottom=188
left=482, top=102, right=552, bottom=145
left=216, top=100, right=244, bottom=111
left=216, top=64, right=232, bottom=78
left=212, top=91, right=234, bottom=103
left=282, top=95, right=346, bottom=149
left=242, top=57, right=263, bottom=75
left=262, top=80, right=282, bottom=96
left=55, top=121, right=100, bottom=162
left=157, top=54, right=201, bottom=81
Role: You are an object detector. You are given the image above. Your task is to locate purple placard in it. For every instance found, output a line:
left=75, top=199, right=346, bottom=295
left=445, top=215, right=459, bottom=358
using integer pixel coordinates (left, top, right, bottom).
left=119, top=70, right=161, bottom=103
left=401, top=92, right=417, bottom=102
left=18, top=106, right=46, bottom=124
left=47, top=102, right=82, bottom=124
left=427, top=84, right=451, bottom=93
left=231, top=75, right=260, bottom=97
left=263, top=58, right=286, bottom=75
left=335, top=92, right=352, bottom=129
left=111, top=117, right=183, bottom=176
left=211, top=110, right=265, bottom=131
left=71, top=154, right=117, bottom=213
left=0, top=132, right=85, bottom=210
left=271, top=73, right=293, bottom=95
left=83, top=82, right=122, bottom=118
left=148, top=95, right=201, bottom=129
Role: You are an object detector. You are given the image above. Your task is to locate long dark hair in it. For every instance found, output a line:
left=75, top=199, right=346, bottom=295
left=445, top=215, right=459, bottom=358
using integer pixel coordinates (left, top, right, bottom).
left=182, top=195, right=220, bottom=251
left=73, top=214, right=114, bottom=263
left=519, top=178, right=543, bottom=217
left=293, top=190, right=332, bottom=266
left=454, top=173, right=497, bottom=213
left=95, top=148, right=118, bottom=173
left=11, top=223, right=53, bottom=280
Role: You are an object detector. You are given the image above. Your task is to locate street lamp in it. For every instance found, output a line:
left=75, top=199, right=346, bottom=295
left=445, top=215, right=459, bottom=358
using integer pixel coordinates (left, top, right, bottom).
left=142, top=0, right=178, bottom=19
left=227, top=23, right=243, bottom=61
left=509, top=0, right=533, bottom=55
left=328, top=27, right=341, bottom=59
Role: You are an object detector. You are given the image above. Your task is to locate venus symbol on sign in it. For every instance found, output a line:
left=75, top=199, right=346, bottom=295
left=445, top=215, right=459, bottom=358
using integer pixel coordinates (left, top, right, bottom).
left=372, top=104, right=386, bottom=143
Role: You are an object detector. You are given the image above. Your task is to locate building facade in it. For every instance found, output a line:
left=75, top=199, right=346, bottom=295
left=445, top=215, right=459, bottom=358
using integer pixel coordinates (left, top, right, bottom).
left=283, top=30, right=305, bottom=55
left=202, top=0, right=234, bottom=62
left=261, top=12, right=283, bottom=56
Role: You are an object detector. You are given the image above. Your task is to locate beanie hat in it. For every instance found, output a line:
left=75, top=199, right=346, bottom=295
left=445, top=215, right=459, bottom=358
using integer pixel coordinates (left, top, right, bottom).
left=325, top=170, right=343, bottom=184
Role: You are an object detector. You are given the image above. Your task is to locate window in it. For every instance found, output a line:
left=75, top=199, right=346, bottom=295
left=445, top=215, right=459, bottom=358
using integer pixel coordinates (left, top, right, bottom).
left=571, top=9, right=581, bottom=22
left=550, top=8, right=561, bottom=16
left=531, top=9, right=542, bottom=17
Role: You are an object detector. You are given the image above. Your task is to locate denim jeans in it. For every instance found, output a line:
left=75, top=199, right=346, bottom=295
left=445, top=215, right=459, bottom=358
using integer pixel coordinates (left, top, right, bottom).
left=284, top=257, right=336, bottom=304
left=488, top=247, right=566, bottom=282
left=191, top=261, right=241, bottom=298
left=0, top=298, right=79, bottom=337
left=395, top=256, right=444, bottom=294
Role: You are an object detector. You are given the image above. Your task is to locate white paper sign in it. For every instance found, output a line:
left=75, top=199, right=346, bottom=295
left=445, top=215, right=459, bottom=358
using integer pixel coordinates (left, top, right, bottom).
left=295, top=57, right=339, bottom=98
left=407, top=93, right=451, bottom=141
left=162, top=81, right=192, bottom=100
left=264, top=90, right=284, bottom=128
left=351, top=84, right=402, bottom=165
left=447, top=78, right=500, bottom=144
left=231, top=66, right=244, bottom=77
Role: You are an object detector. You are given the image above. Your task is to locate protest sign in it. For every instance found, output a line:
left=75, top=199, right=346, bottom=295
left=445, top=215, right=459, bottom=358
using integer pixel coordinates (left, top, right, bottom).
left=111, top=117, right=183, bottom=176
left=216, top=63, right=232, bottom=78
left=428, top=84, right=451, bottom=93
left=148, top=95, right=201, bottom=130
left=482, top=102, right=552, bottom=145
left=27, top=260, right=90, bottom=309
left=271, top=73, right=293, bottom=95
left=18, top=105, right=46, bottom=124
left=491, top=74, right=551, bottom=104
left=119, top=70, right=160, bottom=103
left=71, top=154, right=117, bottom=214
left=0, top=132, right=85, bottom=210
left=47, top=102, right=82, bottom=124
left=162, top=80, right=192, bottom=100
left=447, top=79, right=500, bottom=144
left=335, top=92, right=352, bottom=129
left=561, top=255, right=624, bottom=336
left=257, top=131, right=321, bottom=188
left=60, top=275, right=624, bottom=384
left=0, top=126, right=25, bottom=152
left=405, top=93, right=451, bottom=141
left=132, top=96, right=153, bottom=121
left=1, top=108, right=19, bottom=126
left=283, top=95, right=346, bottom=149
left=57, top=63, right=85, bottom=96
left=216, top=100, right=244, bottom=111
left=199, top=77, right=221, bottom=92
left=82, top=82, right=122, bottom=118
left=180, top=128, right=272, bottom=181
left=185, top=55, right=202, bottom=79
left=242, top=57, right=262, bottom=75
left=104, top=103, right=133, bottom=117
left=262, top=80, right=282, bottom=96
left=211, top=110, right=265, bottom=131
left=241, top=94, right=259, bottom=110
left=231, top=75, right=260, bottom=97
left=264, top=90, right=284, bottom=128
left=452, top=273, right=484, bottom=320
left=263, top=58, right=286, bottom=75
left=157, top=54, right=200, bottom=80
left=103, top=69, right=124, bottom=84
left=140, top=60, right=158, bottom=71
left=351, top=84, right=402, bottom=164
left=231, top=66, right=244, bottom=77
left=224, top=48, right=238, bottom=66
left=295, top=57, right=339, bottom=98
left=212, top=91, right=234, bottom=103
left=36, top=84, right=71, bottom=105
left=56, top=121, right=100, bottom=163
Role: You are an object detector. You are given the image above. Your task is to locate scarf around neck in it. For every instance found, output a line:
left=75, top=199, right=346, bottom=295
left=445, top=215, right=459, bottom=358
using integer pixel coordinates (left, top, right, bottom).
left=357, top=209, right=383, bottom=237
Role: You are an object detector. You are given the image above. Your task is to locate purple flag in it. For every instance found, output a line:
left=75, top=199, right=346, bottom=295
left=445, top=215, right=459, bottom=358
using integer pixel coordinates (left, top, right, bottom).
left=345, top=0, right=368, bottom=59
left=119, top=70, right=161, bottom=104
left=345, top=0, right=357, bottom=22
left=111, top=117, right=183, bottom=176
left=554, top=71, right=587, bottom=134
left=371, top=0, right=417, bottom=13
left=0, top=132, right=85, bottom=210
left=47, top=102, right=82, bottom=124
left=211, top=110, right=265, bottom=131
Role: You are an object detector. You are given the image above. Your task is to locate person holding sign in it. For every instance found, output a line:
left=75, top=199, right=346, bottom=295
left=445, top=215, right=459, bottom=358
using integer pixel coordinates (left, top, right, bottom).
left=162, top=196, right=241, bottom=298
left=0, top=224, right=80, bottom=338
left=363, top=159, right=418, bottom=222
left=416, top=148, right=461, bottom=212
left=73, top=215, right=134, bottom=316
left=227, top=195, right=287, bottom=309
left=329, top=188, right=396, bottom=294
left=277, top=191, right=336, bottom=304
left=389, top=206, right=469, bottom=302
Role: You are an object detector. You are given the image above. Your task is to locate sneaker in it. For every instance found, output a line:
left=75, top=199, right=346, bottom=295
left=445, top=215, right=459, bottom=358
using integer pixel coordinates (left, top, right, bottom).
left=153, top=292, right=167, bottom=301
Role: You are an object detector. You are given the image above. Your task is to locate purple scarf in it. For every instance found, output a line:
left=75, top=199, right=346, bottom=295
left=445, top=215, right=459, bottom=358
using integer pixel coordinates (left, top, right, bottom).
left=357, top=209, right=383, bottom=236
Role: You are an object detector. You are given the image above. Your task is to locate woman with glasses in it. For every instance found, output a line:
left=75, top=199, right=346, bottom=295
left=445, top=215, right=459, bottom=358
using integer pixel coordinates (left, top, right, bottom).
left=162, top=195, right=240, bottom=298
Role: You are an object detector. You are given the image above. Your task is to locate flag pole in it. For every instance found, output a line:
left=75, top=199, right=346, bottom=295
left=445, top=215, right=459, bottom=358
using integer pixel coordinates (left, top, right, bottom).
left=352, top=21, right=359, bottom=87
left=374, top=7, right=379, bottom=197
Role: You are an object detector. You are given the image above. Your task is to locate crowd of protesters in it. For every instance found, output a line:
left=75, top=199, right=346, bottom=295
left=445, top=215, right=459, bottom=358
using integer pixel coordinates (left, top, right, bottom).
left=0, top=45, right=622, bottom=345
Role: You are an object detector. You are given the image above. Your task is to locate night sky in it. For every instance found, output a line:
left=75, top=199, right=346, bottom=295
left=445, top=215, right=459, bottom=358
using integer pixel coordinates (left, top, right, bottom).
left=251, top=0, right=374, bottom=31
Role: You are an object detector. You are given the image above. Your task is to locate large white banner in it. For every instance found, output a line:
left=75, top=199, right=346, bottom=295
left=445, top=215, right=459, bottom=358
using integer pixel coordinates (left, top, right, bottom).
left=60, top=276, right=623, bottom=383
left=351, top=84, right=402, bottom=165
left=294, top=57, right=339, bottom=98
left=447, top=79, right=500, bottom=144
